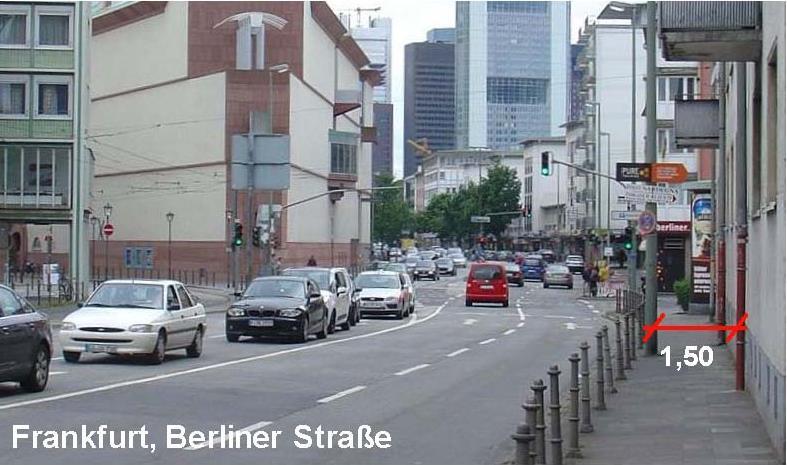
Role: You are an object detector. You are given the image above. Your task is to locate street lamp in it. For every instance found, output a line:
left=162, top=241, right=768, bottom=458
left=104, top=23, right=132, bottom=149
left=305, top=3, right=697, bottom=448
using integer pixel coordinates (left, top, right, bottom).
left=90, top=216, right=98, bottom=279
left=585, top=101, right=602, bottom=239
left=103, top=202, right=112, bottom=279
left=166, top=212, right=175, bottom=279
left=601, top=131, right=612, bottom=249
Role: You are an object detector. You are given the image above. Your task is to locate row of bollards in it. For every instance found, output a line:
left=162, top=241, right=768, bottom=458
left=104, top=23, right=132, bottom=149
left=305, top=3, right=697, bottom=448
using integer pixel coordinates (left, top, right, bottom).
left=512, top=290, right=645, bottom=464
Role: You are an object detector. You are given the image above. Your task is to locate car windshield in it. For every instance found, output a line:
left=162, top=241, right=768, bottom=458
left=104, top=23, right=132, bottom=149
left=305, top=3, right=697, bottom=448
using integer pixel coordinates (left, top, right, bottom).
left=548, top=265, right=569, bottom=274
left=436, top=259, right=452, bottom=265
left=406, top=257, right=419, bottom=264
left=450, top=253, right=464, bottom=258
left=524, top=259, right=542, bottom=266
left=86, top=283, right=163, bottom=309
left=506, top=264, right=520, bottom=271
left=355, top=274, right=401, bottom=289
left=417, top=260, right=434, bottom=268
left=384, top=264, right=407, bottom=272
left=471, top=265, right=502, bottom=280
left=282, top=269, right=330, bottom=289
left=244, top=279, right=305, bottom=299
left=567, top=256, right=583, bottom=261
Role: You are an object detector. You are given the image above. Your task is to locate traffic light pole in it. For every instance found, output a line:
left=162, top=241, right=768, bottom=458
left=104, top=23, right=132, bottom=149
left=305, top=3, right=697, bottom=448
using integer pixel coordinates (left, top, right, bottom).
left=643, top=2, right=658, bottom=355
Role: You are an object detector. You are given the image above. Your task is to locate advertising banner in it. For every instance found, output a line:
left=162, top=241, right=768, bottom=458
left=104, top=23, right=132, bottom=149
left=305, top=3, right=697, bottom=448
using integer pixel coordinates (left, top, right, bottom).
left=691, top=194, right=713, bottom=303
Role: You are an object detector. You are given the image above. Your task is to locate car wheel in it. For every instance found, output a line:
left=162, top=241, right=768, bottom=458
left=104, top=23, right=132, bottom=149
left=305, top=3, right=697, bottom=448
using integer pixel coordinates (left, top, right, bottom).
left=410, top=301, right=416, bottom=314
left=226, top=333, right=240, bottom=343
left=465, top=299, right=472, bottom=307
left=340, top=313, right=351, bottom=331
left=186, top=327, right=204, bottom=358
left=327, top=311, right=336, bottom=334
left=568, top=285, right=574, bottom=289
left=302, top=317, right=315, bottom=342
left=503, top=300, right=509, bottom=308
left=147, top=332, right=166, bottom=365
left=519, top=282, right=524, bottom=287
left=348, top=306, right=357, bottom=326
left=395, top=306, right=404, bottom=320
left=63, top=351, right=81, bottom=363
left=544, top=283, right=549, bottom=288
left=21, top=344, right=50, bottom=393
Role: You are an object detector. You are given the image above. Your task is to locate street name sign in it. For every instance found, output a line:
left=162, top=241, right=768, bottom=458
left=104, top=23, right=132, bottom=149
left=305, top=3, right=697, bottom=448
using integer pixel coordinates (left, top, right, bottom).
left=611, top=210, right=641, bottom=221
left=616, top=162, right=651, bottom=182
left=470, top=216, right=491, bottom=223
left=650, top=163, right=688, bottom=183
left=624, top=185, right=679, bottom=204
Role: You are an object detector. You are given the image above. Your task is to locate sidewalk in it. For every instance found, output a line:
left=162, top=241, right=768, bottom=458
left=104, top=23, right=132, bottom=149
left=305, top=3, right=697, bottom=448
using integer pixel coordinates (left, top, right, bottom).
left=566, top=303, right=783, bottom=465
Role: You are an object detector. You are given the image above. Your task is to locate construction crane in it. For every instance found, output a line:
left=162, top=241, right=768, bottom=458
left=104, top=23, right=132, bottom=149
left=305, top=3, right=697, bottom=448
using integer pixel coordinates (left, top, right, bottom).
left=340, top=6, right=381, bottom=28
left=407, top=138, right=432, bottom=157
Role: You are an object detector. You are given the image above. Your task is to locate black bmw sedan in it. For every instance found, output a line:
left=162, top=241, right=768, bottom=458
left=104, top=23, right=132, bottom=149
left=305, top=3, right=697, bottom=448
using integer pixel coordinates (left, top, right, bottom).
left=0, top=285, right=52, bottom=393
left=225, top=277, right=329, bottom=343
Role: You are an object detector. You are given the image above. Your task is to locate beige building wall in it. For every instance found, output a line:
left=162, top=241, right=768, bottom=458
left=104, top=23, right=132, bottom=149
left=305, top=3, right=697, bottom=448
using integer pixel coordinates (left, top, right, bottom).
left=301, top=3, right=338, bottom=101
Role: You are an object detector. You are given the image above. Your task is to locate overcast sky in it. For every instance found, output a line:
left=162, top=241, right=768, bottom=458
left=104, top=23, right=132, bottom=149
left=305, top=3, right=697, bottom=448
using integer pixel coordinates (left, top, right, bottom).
left=326, top=0, right=611, bottom=178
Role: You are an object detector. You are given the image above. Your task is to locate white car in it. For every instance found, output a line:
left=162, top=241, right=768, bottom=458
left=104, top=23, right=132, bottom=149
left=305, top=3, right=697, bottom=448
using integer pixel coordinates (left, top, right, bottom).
left=354, top=271, right=412, bottom=319
left=59, top=280, right=207, bottom=365
left=281, top=267, right=353, bottom=332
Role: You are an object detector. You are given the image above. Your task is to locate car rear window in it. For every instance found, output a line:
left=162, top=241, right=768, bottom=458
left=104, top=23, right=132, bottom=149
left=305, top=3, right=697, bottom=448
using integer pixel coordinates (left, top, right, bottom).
left=524, top=259, right=542, bottom=266
left=470, top=265, right=503, bottom=280
left=548, top=265, right=570, bottom=273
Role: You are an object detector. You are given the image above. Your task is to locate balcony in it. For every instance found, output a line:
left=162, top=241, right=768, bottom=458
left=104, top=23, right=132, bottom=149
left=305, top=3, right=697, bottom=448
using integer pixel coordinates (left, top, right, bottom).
left=674, top=99, right=720, bottom=148
left=659, top=2, right=761, bottom=61
left=0, top=145, right=71, bottom=211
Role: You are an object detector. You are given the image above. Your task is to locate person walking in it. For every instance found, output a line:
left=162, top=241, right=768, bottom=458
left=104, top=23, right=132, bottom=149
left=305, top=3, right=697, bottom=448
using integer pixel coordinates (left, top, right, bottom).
left=582, top=264, right=592, bottom=297
left=307, top=255, right=317, bottom=266
left=589, top=265, right=600, bottom=297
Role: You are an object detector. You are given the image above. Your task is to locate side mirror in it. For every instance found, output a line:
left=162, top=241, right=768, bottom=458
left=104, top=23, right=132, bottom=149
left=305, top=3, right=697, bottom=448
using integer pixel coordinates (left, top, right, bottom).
left=337, top=286, right=347, bottom=295
left=310, top=292, right=322, bottom=299
left=353, top=288, right=362, bottom=294
left=233, top=291, right=243, bottom=298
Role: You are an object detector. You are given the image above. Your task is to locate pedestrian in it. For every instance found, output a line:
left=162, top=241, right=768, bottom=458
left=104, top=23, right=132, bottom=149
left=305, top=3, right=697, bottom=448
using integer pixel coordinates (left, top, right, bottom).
left=589, top=266, right=600, bottom=297
left=307, top=255, right=317, bottom=266
left=582, top=264, right=592, bottom=297
left=274, top=257, right=283, bottom=275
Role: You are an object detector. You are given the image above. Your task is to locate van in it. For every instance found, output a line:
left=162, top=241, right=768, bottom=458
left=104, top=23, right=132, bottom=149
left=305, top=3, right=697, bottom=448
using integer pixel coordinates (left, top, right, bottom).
left=465, top=262, right=509, bottom=307
left=521, top=257, right=546, bottom=281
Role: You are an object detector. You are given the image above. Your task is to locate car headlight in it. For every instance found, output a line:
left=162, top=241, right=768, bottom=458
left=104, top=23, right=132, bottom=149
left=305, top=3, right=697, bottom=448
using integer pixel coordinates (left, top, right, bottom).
left=128, top=324, right=154, bottom=333
left=278, top=308, right=303, bottom=318
left=385, top=296, right=399, bottom=304
left=227, top=307, right=246, bottom=317
left=60, top=322, right=76, bottom=331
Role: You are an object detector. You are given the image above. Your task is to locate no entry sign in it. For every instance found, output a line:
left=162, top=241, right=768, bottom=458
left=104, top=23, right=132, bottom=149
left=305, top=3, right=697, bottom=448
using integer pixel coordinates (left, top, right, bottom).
left=103, top=223, right=115, bottom=237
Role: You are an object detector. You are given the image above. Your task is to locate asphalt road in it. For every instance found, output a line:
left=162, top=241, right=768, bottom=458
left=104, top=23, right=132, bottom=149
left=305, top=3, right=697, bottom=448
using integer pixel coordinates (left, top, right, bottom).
left=0, top=270, right=604, bottom=465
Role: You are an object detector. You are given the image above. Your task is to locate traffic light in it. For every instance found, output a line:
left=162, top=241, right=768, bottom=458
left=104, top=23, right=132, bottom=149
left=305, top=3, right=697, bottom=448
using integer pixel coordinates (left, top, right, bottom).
left=232, top=221, right=243, bottom=248
left=252, top=226, right=262, bottom=247
left=624, top=226, right=634, bottom=250
left=522, top=205, right=532, bottom=219
left=540, top=151, right=552, bottom=176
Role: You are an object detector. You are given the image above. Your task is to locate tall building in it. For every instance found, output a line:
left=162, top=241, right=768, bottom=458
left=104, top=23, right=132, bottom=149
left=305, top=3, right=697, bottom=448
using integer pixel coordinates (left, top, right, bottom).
left=0, top=2, right=91, bottom=293
left=427, top=27, right=455, bottom=44
left=569, top=43, right=584, bottom=122
left=403, top=32, right=455, bottom=177
left=372, top=102, right=393, bottom=179
left=455, top=1, right=570, bottom=150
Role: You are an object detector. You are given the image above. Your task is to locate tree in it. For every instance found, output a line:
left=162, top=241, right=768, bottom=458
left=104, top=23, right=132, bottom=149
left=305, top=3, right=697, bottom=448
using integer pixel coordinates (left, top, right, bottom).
left=477, top=163, right=522, bottom=237
left=372, top=174, right=412, bottom=244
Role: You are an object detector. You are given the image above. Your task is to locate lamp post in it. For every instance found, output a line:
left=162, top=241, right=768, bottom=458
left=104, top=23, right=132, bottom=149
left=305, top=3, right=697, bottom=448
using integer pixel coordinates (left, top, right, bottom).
left=103, top=202, right=112, bottom=279
left=90, top=216, right=97, bottom=279
left=166, top=212, right=175, bottom=279
left=601, top=131, right=612, bottom=249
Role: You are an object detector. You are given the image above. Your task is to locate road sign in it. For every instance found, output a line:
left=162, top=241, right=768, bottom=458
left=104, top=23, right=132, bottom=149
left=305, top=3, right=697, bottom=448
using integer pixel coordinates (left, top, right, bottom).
left=470, top=216, right=491, bottom=223
left=616, top=162, right=651, bottom=182
left=625, top=185, right=679, bottom=204
left=650, top=163, right=688, bottom=183
left=611, top=210, right=641, bottom=221
left=603, top=246, right=614, bottom=257
left=638, top=210, right=657, bottom=236
left=103, top=223, right=114, bottom=237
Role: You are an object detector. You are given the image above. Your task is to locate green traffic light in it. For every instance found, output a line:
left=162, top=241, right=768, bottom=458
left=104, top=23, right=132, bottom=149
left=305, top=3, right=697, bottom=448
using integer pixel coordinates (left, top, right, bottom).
left=541, top=168, right=549, bottom=176
left=234, top=238, right=243, bottom=246
left=624, top=242, right=633, bottom=250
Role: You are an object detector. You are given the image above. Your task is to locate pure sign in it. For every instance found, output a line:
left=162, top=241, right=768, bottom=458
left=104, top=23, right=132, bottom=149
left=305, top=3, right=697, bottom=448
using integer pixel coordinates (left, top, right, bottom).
left=103, top=223, right=114, bottom=237
left=616, top=163, right=651, bottom=182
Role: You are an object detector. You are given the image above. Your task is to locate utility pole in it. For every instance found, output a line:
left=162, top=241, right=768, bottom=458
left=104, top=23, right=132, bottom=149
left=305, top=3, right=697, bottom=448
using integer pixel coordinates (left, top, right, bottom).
left=644, top=1, right=658, bottom=355
left=628, top=4, right=640, bottom=294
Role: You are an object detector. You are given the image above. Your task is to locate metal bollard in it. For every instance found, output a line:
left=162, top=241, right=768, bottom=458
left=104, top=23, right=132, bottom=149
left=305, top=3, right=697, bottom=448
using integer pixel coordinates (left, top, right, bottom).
left=630, top=310, right=638, bottom=361
left=512, top=424, right=535, bottom=465
left=624, top=313, right=633, bottom=369
left=615, top=318, right=627, bottom=380
left=579, top=341, right=593, bottom=432
left=566, top=353, right=582, bottom=458
left=523, top=395, right=539, bottom=465
left=548, top=365, right=563, bottom=465
left=531, top=379, right=547, bottom=464
left=602, top=326, right=617, bottom=394
left=594, top=332, right=606, bottom=410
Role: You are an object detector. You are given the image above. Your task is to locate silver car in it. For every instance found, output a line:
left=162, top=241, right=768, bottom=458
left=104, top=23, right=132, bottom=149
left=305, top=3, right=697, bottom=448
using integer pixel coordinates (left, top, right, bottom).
left=543, top=265, right=574, bottom=289
left=354, top=271, right=412, bottom=319
left=449, top=253, right=467, bottom=268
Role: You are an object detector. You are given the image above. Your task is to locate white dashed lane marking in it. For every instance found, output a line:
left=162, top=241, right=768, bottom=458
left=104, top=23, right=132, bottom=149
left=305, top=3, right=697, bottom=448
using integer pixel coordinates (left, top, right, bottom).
left=446, top=348, right=470, bottom=358
left=503, top=329, right=516, bottom=336
left=479, top=338, right=496, bottom=345
left=395, top=364, right=430, bottom=376
left=317, top=385, right=367, bottom=404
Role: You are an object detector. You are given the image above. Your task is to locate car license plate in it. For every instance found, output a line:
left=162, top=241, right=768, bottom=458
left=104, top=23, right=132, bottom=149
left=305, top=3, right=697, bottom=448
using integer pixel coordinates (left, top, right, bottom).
left=480, top=285, right=494, bottom=290
left=84, top=343, right=117, bottom=354
left=364, top=301, right=384, bottom=308
left=249, top=319, right=274, bottom=327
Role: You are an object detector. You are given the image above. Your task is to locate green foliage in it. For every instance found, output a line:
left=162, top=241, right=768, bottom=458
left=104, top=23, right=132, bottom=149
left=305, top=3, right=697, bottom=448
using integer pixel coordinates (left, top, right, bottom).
left=673, top=278, right=690, bottom=311
left=372, top=174, right=412, bottom=244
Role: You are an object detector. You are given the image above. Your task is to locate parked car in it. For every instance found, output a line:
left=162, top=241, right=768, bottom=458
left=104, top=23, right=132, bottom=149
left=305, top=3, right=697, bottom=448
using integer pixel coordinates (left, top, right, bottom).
left=449, top=253, right=468, bottom=268
left=419, top=251, right=439, bottom=261
left=383, top=262, right=413, bottom=279
left=0, top=285, right=52, bottom=392
left=435, top=257, right=456, bottom=276
left=537, top=249, right=556, bottom=264
left=543, top=265, right=574, bottom=289
left=521, top=257, right=546, bottom=281
left=281, top=267, right=353, bottom=332
left=59, top=280, right=207, bottom=364
left=465, top=262, right=509, bottom=307
left=354, top=271, right=412, bottom=319
left=505, top=263, right=524, bottom=287
left=226, top=277, right=328, bottom=343
left=414, top=260, right=440, bottom=281
left=565, top=255, right=585, bottom=274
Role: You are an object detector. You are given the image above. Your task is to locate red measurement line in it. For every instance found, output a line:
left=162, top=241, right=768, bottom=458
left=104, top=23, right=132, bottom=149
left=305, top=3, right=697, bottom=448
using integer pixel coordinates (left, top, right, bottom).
left=643, top=312, right=748, bottom=343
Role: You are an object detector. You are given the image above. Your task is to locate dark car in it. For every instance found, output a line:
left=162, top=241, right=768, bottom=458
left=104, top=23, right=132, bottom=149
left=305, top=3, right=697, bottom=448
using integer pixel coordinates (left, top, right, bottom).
left=521, top=257, right=546, bottom=281
left=0, top=285, right=52, bottom=392
left=505, top=263, right=524, bottom=287
left=226, top=277, right=328, bottom=343
left=414, top=260, right=439, bottom=281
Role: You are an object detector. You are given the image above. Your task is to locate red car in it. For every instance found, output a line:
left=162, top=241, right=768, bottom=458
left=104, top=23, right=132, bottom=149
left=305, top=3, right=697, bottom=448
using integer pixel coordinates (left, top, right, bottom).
left=465, top=262, right=509, bottom=307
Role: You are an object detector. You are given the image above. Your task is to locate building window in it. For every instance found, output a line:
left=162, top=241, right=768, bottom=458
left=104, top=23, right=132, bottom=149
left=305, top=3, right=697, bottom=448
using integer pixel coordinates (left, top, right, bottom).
left=34, top=5, right=73, bottom=49
left=34, top=75, right=71, bottom=119
left=331, top=143, right=357, bottom=175
left=0, top=5, right=30, bottom=48
left=487, top=77, right=548, bottom=105
left=0, top=75, right=28, bottom=118
left=765, top=46, right=778, bottom=207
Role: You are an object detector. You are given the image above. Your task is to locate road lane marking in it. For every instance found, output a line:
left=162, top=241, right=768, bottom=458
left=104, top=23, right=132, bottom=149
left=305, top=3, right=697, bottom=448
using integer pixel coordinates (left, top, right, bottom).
left=516, top=306, right=525, bottom=321
left=51, top=357, right=63, bottom=361
left=317, top=385, right=366, bottom=404
left=49, top=371, right=67, bottom=376
left=446, top=348, right=469, bottom=358
left=565, top=323, right=577, bottom=330
left=578, top=300, right=589, bottom=305
left=186, top=421, right=272, bottom=451
left=503, top=329, right=516, bottom=336
left=463, top=318, right=478, bottom=326
left=517, top=322, right=525, bottom=328
left=395, top=364, right=430, bottom=376
left=479, top=338, right=496, bottom=345
left=208, top=334, right=225, bottom=339
left=0, top=300, right=449, bottom=412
